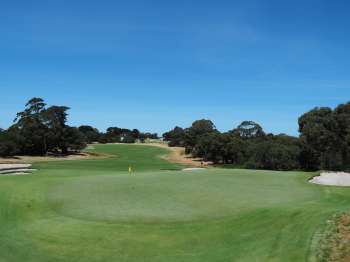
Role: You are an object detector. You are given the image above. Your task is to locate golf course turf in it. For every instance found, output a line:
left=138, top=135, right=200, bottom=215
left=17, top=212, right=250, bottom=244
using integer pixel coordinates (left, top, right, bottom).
left=1, top=144, right=350, bottom=261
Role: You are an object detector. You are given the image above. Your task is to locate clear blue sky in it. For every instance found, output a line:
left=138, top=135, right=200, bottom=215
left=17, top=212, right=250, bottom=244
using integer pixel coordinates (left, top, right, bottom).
left=1, top=0, right=350, bottom=135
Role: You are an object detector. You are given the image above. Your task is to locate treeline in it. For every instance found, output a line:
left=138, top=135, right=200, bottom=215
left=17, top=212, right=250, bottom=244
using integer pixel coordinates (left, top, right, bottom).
left=2, top=98, right=350, bottom=171
left=0, top=98, right=157, bottom=157
left=163, top=102, right=350, bottom=171
left=78, top=126, right=157, bottom=144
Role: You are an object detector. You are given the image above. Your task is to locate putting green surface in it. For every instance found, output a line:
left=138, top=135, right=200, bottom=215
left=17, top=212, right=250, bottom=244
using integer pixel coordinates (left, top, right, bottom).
left=1, top=144, right=350, bottom=261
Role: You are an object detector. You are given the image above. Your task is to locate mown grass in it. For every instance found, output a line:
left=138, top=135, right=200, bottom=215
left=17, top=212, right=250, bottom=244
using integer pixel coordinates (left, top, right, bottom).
left=0, top=144, right=350, bottom=261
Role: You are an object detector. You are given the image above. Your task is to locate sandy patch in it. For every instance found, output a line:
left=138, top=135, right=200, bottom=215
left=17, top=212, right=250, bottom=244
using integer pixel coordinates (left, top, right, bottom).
left=136, top=143, right=210, bottom=167
left=309, top=172, right=350, bottom=186
left=182, top=168, right=205, bottom=171
left=0, top=152, right=108, bottom=164
left=0, top=168, right=37, bottom=174
left=0, top=164, right=36, bottom=176
left=1, top=172, right=35, bottom=176
left=0, top=164, right=32, bottom=170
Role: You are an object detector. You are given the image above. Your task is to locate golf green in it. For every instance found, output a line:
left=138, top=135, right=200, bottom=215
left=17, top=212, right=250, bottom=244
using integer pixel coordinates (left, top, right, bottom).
left=0, top=144, right=349, bottom=261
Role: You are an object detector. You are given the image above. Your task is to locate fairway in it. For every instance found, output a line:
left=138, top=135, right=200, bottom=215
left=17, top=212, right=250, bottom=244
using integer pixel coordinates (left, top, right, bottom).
left=1, top=144, right=350, bottom=262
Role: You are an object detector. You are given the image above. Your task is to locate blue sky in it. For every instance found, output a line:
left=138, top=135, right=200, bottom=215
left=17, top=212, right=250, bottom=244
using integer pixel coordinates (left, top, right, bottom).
left=1, top=0, right=350, bottom=135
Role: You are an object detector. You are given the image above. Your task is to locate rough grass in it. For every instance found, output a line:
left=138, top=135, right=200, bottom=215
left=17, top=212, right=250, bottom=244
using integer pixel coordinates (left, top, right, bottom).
left=0, top=144, right=350, bottom=261
left=313, top=213, right=350, bottom=261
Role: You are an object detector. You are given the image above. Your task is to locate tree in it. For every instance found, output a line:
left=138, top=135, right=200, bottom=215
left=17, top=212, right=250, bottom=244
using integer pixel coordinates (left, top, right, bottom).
left=97, top=133, right=109, bottom=144
left=333, top=102, right=350, bottom=167
left=193, top=131, right=224, bottom=163
left=79, top=125, right=100, bottom=143
left=13, top=98, right=48, bottom=155
left=60, top=127, right=86, bottom=153
left=222, top=133, right=247, bottom=164
left=145, top=133, right=158, bottom=139
left=184, top=119, right=216, bottom=153
left=232, top=121, right=265, bottom=139
left=131, top=129, right=140, bottom=139
left=246, top=137, right=300, bottom=171
left=42, top=106, right=70, bottom=152
left=5, top=98, right=88, bottom=156
left=163, top=126, right=185, bottom=147
left=0, top=140, right=18, bottom=157
left=97, top=127, right=152, bottom=144
left=138, top=132, right=158, bottom=142
left=120, top=135, right=136, bottom=143
left=298, top=107, right=341, bottom=170
left=0, top=130, right=19, bottom=157
left=105, top=127, right=133, bottom=143
left=105, top=127, right=123, bottom=142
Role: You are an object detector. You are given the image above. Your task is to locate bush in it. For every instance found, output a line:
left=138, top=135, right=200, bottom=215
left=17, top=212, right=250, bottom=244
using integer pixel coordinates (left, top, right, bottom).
left=246, top=140, right=300, bottom=171
left=121, top=135, right=136, bottom=143
left=0, top=140, right=19, bottom=157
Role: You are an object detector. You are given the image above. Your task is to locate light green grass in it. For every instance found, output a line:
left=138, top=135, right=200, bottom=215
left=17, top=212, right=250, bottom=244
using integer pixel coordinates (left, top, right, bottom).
left=0, top=144, right=350, bottom=262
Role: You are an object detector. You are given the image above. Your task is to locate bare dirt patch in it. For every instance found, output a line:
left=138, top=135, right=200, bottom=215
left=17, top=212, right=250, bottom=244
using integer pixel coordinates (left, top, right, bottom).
left=136, top=143, right=211, bottom=167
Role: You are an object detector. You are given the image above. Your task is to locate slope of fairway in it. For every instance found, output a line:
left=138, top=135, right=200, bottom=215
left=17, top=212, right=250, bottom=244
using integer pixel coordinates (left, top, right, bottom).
left=1, top=144, right=350, bottom=262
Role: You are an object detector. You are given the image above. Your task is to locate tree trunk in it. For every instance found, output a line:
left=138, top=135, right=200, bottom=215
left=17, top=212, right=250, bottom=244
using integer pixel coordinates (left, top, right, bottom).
left=61, top=146, right=68, bottom=155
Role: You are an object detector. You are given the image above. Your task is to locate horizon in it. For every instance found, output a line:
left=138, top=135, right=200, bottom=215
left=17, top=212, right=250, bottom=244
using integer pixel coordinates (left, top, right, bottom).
left=1, top=1, right=350, bottom=135
left=1, top=96, right=349, bottom=137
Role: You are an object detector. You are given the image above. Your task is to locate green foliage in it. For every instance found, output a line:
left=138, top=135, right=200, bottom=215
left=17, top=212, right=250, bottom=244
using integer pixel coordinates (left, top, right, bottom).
left=3, top=98, right=350, bottom=172
left=164, top=120, right=301, bottom=170
left=0, top=98, right=156, bottom=156
left=78, top=125, right=101, bottom=143
left=0, top=130, right=19, bottom=157
left=99, top=127, right=156, bottom=144
left=163, top=101, right=350, bottom=171
left=232, top=120, right=265, bottom=139
left=222, top=133, right=247, bottom=164
left=138, top=132, right=158, bottom=143
left=162, top=126, right=185, bottom=146
left=12, top=97, right=49, bottom=155
left=1, top=98, right=86, bottom=156
left=246, top=136, right=301, bottom=170
left=120, top=134, right=136, bottom=143
left=60, top=127, right=87, bottom=153
left=298, top=102, right=350, bottom=170
left=183, top=119, right=216, bottom=153
left=193, top=131, right=224, bottom=163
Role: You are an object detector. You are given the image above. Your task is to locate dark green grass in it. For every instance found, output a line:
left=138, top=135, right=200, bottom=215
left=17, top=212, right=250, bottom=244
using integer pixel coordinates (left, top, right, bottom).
left=0, top=144, right=350, bottom=261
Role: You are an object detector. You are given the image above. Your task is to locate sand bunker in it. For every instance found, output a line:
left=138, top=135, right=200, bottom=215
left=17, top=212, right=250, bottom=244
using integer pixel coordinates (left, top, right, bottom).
left=0, top=164, right=31, bottom=169
left=0, top=164, right=36, bottom=176
left=182, top=168, right=205, bottom=171
left=309, top=172, right=350, bottom=186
